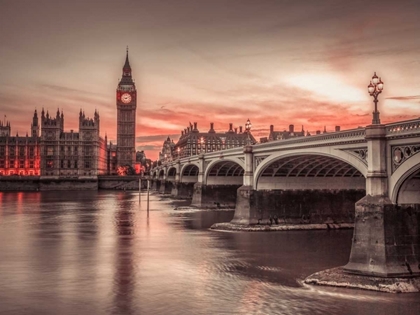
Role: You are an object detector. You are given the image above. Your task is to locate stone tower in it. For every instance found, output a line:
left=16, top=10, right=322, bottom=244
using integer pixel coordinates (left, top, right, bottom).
left=31, top=109, right=39, bottom=137
left=116, top=47, right=137, bottom=168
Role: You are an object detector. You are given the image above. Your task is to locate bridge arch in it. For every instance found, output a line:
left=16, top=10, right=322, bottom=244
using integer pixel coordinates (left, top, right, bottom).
left=390, top=153, right=420, bottom=204
left=167, top=166, right=177, bottom=180
left=204, top=158, right=245, bottom=185
left=254, top=149, right=368, bottom=189
left=158, top=169, right=165, bottom=180
left=180, top=163, right=199, bottom=183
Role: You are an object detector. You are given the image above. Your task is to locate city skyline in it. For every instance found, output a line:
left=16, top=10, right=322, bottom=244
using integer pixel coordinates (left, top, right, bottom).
left=1, top=0, right=419, bottom=160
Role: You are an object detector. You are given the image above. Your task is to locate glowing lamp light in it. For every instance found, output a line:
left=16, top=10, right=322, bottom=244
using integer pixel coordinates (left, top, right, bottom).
left=245, top=119, right=252, bottom=132
left=368, top=82, right=375, bottom=94
left=377, top=78, right=384, bottom=91
left=372, top=72, right=379, bottom=85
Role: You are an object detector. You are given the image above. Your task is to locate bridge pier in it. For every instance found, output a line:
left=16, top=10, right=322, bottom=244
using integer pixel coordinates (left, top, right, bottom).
left=343, top=196, right=420, bottom=277
left=158, top=180, right=172, bottom=194
left=231, top=188, right=364, bottom=225
left=342, top=124, right=420, bottom=277
left=151, top=179, right=157, bottom=191
left=171, top=182, right=194, bottom=199
left=231, top=186, right=259, bottom=224
left=191, top=183, right=240, bottom=208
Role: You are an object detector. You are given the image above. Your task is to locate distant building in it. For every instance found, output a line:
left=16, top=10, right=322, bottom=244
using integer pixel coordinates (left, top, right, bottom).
left=115, top=48, right=137, bottom=171
left=161, top=122, right=256, bottom=160
left=0, top=112, right=40, bottom=176
left=0, top=50, right=141, bottom=178
left=0, top=109, right=107, bottom=177
left=268, top=124, right=305, bottom=141
left=159, top=136, right=176, bottom=161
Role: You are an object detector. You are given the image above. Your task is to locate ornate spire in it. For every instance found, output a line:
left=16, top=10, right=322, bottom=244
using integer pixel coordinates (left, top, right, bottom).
left=118, top=47, right=134, bottom=86
left=123, top=46, right=131, bottom=70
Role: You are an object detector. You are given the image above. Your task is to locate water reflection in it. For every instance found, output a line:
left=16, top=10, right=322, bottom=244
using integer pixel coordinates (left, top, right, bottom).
left=112, top=194, right=136, bottom=315
left=0, top=191, right=419, bottom=315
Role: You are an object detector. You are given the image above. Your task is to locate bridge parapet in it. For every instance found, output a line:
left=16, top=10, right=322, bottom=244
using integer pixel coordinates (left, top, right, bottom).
left=254, top=128, right=366, bottom=152
left=385, top=118, right=420, bottom=137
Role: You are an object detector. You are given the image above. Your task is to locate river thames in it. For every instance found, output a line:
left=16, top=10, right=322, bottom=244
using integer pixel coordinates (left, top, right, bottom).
left=0, top=191, right=419, bottom=315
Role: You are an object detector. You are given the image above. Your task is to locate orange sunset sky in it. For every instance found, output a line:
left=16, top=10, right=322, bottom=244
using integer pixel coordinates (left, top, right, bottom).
left=0, top=0, right=419, bottom=160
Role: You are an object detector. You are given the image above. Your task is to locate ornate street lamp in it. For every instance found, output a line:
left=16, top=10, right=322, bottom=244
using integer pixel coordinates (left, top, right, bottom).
left=368, top=72, right=384, bottom=125
left=245, top=119, right=252, bottom=145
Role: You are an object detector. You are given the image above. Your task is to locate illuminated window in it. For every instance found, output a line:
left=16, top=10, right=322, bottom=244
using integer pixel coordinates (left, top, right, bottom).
left=0, top=146, right=4, bottom=156
left=46, top=159, right=54, bottom=169
left=85, top=161, right=90, bottom=169
left=10, top=160, right=15, bottom=167
left=19, top=160, right=24, bottom=168
left=29, top=161, right=34, bottom=168
left=0, top=160, right=4, bottom=168
left=47, top=146, right=54, bottom=156
left=29, top=147, right=34, bottom=157
left=19, top=146, right=25, bottom=157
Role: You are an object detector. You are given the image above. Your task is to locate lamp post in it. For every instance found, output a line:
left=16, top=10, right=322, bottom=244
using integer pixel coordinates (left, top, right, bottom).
left=368, top=72, right=384, bottom=125
left=245, top=119, right=252, bottom=145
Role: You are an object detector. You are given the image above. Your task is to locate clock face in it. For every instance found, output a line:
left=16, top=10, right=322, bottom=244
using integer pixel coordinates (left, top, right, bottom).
left=121, top=93, right=132, bottom=104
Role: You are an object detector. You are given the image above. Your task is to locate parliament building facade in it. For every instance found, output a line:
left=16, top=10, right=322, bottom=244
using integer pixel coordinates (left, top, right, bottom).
left=0, top=50, right=138, bottom=178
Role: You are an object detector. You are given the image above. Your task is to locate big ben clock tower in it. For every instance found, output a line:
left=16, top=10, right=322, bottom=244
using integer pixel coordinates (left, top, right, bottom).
left=116, top=47, right=137, bottom=168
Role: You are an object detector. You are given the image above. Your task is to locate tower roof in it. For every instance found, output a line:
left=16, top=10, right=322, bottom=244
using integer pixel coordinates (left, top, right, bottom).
left=123, top=46, right=131, bottom=70
left=118, top=46, right=135, bottom=87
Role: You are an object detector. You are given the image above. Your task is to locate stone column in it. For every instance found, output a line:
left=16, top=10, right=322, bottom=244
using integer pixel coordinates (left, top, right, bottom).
left=158, top=166, right=168, bottom=194
left=171, top=161, right=181, bottom=196
left=231, top=145, right=259, bottom=225
left=344, top=125, right=420, bottom=277
left=191, top=154, right=204, bottom=207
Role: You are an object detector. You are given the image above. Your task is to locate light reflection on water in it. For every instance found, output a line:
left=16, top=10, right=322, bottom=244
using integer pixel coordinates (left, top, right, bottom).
left=0, top=191, right=419, bottom=315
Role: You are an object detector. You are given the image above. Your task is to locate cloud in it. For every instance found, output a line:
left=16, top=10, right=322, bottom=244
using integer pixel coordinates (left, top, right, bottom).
left=386, top=95, right=420, bottom=101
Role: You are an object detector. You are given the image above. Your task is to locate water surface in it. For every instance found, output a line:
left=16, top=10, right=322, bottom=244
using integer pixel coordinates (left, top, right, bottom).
left=0, top=191, right=419, bottom=315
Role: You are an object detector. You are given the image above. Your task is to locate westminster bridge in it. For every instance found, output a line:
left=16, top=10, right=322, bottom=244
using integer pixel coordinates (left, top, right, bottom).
left=150, top=119, right=420, bottom=279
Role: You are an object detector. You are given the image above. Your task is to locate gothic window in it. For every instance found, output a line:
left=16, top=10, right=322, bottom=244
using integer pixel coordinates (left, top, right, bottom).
left=74, top=146, right=78, bottom=153
left=19, top=146, right=25, bottom=157
left=19, top=160, right=24, bottom=168
left=75, top=161, right=78, bottom=168
left=47, top=146, right=54, bottom=156
left=0, top=160, right=4, bottom=168
left=29, top=147, right=34, bottom=158
left=61, top=160, right=64, bottom=168
left=85, top=161, right=90, bottom=169
left=10, top=160, right=15, bottom=167
left=9, top=147, right=15, bottom=157
left=0, top=146, right=4, bottom=157
left=67, top=160, right=71, bottom=168
left=46, top=159, right=54, bottom=169
left=29, top=161, right=34, bottom=168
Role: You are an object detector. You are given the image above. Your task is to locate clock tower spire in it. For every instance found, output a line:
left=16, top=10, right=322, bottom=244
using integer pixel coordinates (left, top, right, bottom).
left=116, top=47, right=137, bottom=170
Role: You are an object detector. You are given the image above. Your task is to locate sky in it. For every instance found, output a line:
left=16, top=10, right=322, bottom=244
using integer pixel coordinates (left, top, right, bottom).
left=0, top=0, right=419, bottom=160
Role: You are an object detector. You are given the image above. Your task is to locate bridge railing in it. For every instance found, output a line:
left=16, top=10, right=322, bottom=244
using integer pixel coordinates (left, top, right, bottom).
left=254, top=127, right=366, bottom=149
left=385, top=118, right=420, bottom=136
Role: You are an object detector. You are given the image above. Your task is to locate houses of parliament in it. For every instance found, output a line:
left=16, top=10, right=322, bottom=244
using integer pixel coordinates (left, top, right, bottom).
left=0, top=50, right=138, bottom=178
